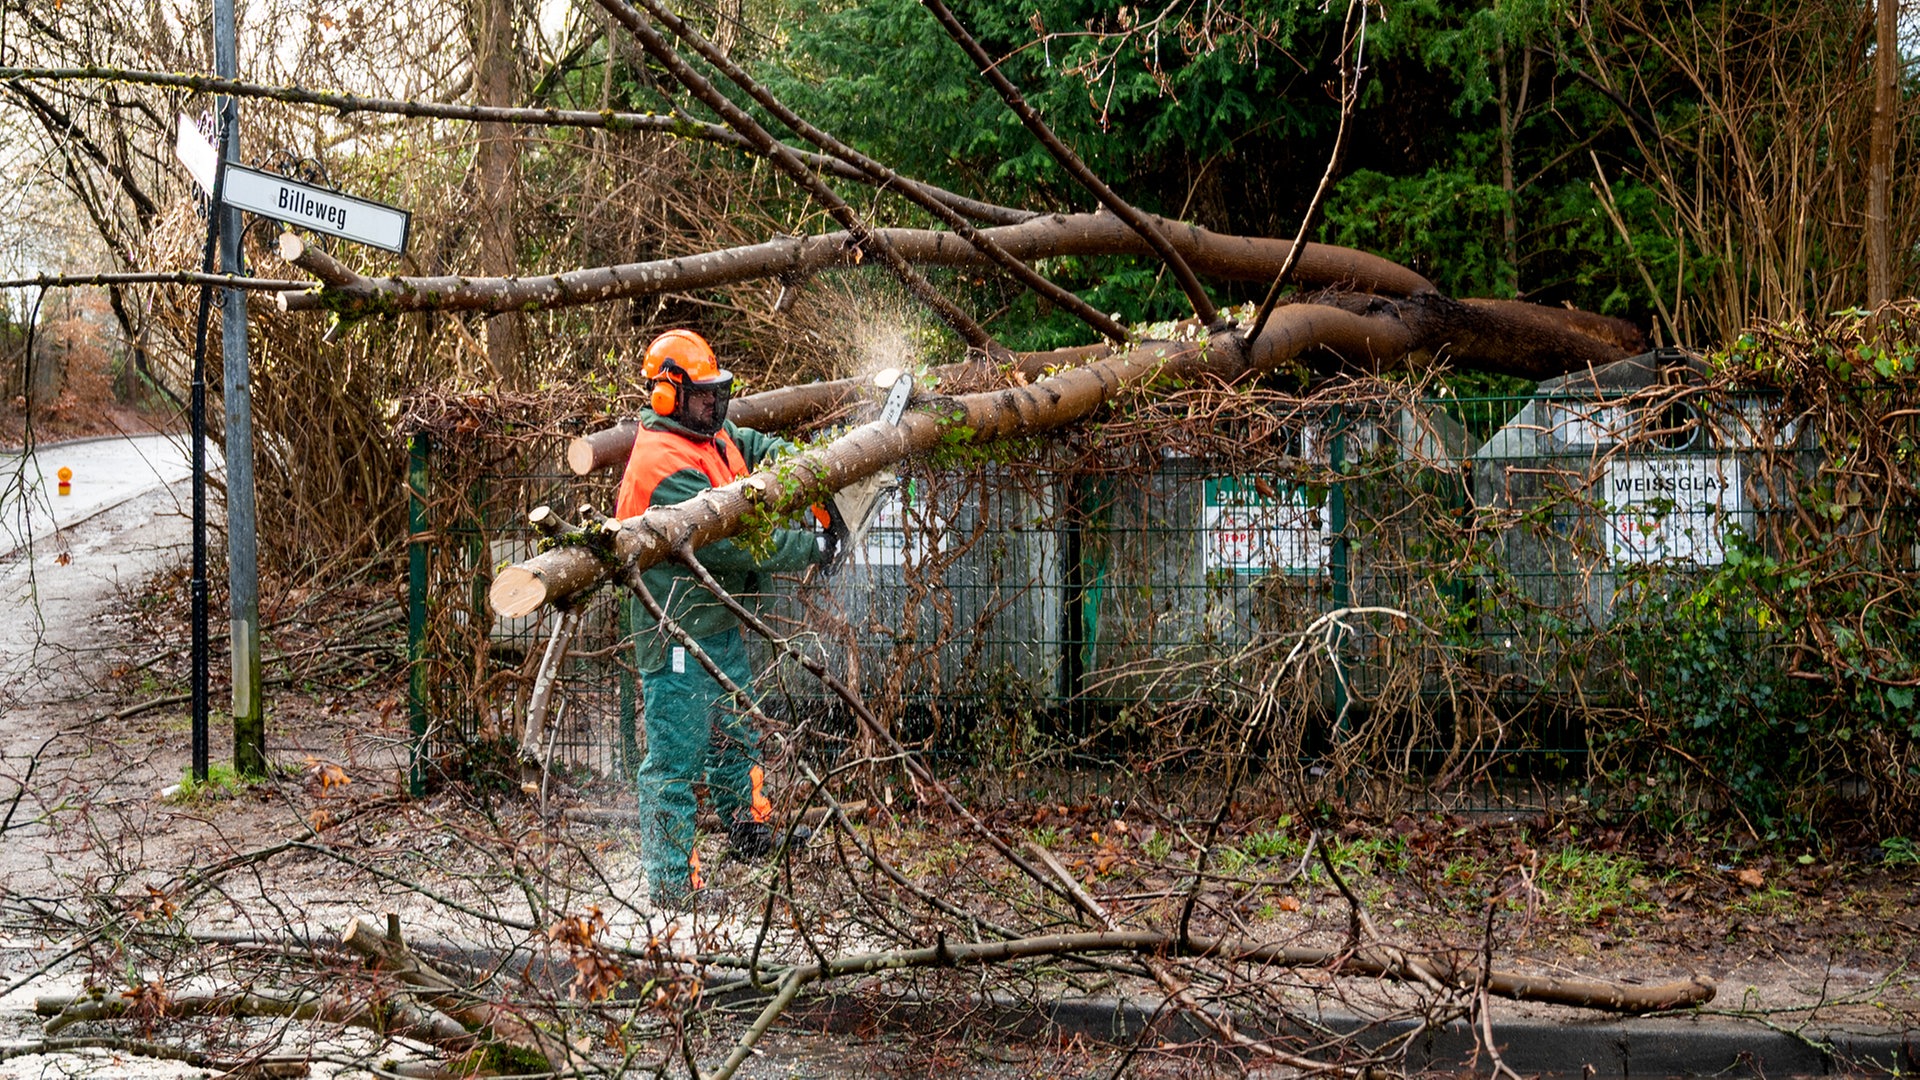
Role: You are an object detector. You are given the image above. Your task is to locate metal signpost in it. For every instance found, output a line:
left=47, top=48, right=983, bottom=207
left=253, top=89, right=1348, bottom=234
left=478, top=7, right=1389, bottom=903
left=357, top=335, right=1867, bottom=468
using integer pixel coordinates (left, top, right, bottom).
left=174, top=29, right=409, bottom=782
left=212, top=12, right=265, bottom=780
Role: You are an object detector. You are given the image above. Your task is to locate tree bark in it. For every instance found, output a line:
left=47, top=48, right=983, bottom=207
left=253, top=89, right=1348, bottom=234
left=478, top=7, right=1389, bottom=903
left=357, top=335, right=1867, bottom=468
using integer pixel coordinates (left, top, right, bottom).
left=1868, top=0, right=1897, bottom=306
left=35, top=988, right=474, bottom=1048
left=469, top=0, right=525, bottom=386
left=279, top=212, right=1435, bottom=317
left=491, top=297, right=1637, bottom=617
left=565, top=343, right=1117, bottom=474
left=339, top=917, right=585, bottom=1072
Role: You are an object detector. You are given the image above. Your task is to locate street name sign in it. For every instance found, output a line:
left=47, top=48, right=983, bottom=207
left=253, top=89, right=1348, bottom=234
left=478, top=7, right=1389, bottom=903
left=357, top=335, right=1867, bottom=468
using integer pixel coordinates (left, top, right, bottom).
left=222, top=165, right=410, bottom=253
left=175, top=114, right=411, bottom=254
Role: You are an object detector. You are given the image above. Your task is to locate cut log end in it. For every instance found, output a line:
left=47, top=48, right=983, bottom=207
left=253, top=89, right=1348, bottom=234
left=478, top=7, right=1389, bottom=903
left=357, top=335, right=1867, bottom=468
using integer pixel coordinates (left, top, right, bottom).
left=277, top=232, right=307, bottom=263
left=566, top=437, right=597, bottom=476
left=490, top=567, right=548, bottom=619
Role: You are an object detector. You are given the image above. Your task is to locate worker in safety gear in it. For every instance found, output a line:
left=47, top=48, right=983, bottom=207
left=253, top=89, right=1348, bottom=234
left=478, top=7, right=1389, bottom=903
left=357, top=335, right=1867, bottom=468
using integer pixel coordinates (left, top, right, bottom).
left=616, top=329, right=833, bottom=911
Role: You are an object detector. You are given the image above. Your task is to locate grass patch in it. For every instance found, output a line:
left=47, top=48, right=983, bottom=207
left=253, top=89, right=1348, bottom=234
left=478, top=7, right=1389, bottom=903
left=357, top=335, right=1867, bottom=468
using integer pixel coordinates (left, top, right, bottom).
left=1733, top=886, right=1796, bottom=918
left=1142, top=830, right=1172, bottom=861
left=163, top=763, right=250, bottom=804
left=1535, top=847, right=1651, bottom=922
left=1879, top=837, right=1919, bottom=866
left=1239, top=821, right=1303, bottom=861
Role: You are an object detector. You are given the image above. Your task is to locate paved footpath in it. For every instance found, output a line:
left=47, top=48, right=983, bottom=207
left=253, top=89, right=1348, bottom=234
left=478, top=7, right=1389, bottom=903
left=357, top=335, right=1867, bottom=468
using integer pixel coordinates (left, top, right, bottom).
left=0, top=432, right=216, bottom=559
left=0, top=432, right=218, bottom=712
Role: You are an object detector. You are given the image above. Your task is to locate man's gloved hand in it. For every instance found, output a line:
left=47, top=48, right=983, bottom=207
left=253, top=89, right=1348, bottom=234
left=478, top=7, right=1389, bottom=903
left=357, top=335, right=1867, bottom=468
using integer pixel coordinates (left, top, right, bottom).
left=810, top=504, right=847, bottom=572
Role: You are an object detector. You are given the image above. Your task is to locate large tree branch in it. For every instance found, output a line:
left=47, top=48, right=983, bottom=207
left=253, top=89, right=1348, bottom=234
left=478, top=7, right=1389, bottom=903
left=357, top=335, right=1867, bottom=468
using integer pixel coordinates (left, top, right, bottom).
left=277, top=212, right=1433, bottom=316
left=490, top=294, right=1636, bottom=617
left=0, top=65, right=1034, bottom=226
left=566, top=343, right=1115, bottom=474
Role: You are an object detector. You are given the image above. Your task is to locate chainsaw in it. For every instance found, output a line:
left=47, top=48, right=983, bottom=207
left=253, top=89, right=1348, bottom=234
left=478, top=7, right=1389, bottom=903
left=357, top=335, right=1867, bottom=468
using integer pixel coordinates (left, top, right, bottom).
left=812, top=367, right=915, bottom=573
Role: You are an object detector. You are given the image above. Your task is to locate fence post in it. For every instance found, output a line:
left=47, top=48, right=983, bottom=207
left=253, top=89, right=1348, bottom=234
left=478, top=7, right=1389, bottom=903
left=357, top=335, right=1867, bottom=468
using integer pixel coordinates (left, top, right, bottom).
left=1329, top=407, right=1352, bottom=733
left=618, top=597, right=639, bottom=775
left=1058, top=473, right=1086, bottom=729
left=407, top=434, right=430, bottom=797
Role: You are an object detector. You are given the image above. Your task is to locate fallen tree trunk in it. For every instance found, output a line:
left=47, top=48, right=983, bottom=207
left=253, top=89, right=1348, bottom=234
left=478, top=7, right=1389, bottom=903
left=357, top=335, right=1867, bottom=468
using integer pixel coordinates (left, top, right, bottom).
left=493, top=296, right=1638, bottom=618
left=35, top=988, right=474, bottom=1048
left=565, top=343, right=1116, bottom=474
left=707, top=922, right=1714, bottom=1077
left=279, top=212, right=1434, bottom=318
left=765, top=928, right=1716, bottom=1014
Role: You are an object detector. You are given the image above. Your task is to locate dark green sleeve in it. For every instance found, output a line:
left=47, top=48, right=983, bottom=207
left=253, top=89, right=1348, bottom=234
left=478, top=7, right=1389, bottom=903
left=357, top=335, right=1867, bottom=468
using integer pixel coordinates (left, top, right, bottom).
left=728, top=423, right=795, bottom=470
left=652, top=466, right=822, bottom=573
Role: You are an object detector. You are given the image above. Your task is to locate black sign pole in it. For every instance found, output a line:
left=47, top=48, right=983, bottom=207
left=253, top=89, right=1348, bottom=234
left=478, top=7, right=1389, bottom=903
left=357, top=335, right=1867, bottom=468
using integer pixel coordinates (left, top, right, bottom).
left=185, top=120, right=231, bottom=785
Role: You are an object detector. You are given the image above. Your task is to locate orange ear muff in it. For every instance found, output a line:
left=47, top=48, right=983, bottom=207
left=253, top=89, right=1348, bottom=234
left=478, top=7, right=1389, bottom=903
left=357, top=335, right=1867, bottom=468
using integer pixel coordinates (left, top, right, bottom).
left=651, top=380, right=677, bottom=416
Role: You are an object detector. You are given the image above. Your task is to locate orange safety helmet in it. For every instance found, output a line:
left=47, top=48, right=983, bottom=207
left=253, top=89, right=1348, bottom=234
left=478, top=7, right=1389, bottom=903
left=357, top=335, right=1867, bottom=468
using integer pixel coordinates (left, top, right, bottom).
left=645, top=330, right=729, bottom=413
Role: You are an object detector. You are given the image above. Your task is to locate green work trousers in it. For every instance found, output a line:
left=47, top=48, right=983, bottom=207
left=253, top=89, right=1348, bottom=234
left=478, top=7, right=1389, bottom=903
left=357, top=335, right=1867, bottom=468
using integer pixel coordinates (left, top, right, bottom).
left=636, top=625, right=760, bottom=895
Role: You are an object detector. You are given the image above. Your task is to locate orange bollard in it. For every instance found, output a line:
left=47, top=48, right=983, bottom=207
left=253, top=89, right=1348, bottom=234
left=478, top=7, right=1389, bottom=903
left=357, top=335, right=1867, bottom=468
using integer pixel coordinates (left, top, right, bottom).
left=56, top=466, right=71, bottom=496
left=688, top=848, right=704, bottom=890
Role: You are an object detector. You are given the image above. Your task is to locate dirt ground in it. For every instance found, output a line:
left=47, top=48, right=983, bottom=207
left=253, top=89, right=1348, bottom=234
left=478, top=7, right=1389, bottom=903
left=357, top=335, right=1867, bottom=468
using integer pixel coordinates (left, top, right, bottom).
left=1, top=471, right=1916, bottom=1078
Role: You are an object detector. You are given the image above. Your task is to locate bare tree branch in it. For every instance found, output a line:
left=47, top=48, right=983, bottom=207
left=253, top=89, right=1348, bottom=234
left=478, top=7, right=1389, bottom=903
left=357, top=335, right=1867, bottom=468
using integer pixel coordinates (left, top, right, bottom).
left=0, top=271, right=310, bottom=291
left=0, top=65, right=1034, bottom=225
left=275, top=213, right=1434, bottom=316
left=3, top=78, right=160, bottom=225
left=628, top=0, right=1130, bottom=344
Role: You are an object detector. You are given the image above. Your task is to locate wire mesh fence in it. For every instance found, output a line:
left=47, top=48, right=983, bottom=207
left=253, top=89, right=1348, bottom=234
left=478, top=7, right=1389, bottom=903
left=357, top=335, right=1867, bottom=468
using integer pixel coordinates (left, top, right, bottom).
left=399, top=347, right=1920, bottom=829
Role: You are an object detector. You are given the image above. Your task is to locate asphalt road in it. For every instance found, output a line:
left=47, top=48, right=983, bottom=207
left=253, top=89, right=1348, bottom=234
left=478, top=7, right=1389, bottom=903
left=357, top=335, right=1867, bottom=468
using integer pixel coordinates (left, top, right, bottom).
left=0, top=432, right=215, bottom=559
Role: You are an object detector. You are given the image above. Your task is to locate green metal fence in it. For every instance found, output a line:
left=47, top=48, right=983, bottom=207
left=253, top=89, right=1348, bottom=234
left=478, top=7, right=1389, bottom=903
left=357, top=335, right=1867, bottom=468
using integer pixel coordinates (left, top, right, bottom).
left=403, top=372, right=1907, bottom=811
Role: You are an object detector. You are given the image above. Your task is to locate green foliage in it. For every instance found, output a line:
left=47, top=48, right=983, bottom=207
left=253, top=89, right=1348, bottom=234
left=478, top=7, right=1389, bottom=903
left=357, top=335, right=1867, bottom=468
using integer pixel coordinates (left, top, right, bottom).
left=754, top=0, right=1697, bottom=342
left=165, top=763, right=249, bottom=804
left=1239, top=821, right=1302, bottom=861
left=759, top=0, right=1316, bottom=209
left=1607, top=539, right=1920, bottom=839
left=1319, top=161, right=1513, bottom=298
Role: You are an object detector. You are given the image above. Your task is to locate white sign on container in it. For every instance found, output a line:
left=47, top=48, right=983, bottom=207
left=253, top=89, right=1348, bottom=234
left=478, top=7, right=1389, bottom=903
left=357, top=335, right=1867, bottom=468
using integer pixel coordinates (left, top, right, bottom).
left=1203, top=476, right=1329, bottom=575
left=1602, top=456, right=1746, bottom=565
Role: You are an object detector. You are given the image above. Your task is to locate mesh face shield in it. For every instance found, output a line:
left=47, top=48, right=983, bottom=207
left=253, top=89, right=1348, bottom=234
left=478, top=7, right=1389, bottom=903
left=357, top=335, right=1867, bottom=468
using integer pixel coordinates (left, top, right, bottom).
left=675, top=373, right=733, bottom=436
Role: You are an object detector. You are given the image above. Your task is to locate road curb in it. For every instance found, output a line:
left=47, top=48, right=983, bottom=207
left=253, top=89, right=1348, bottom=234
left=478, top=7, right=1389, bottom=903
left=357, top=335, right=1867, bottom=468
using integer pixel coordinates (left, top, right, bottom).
left=780, top=992, right=1918, bottom=1077
left=0, top=475, right=195, bottom=563
left=373, top=934, right=1919, bottom=1076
